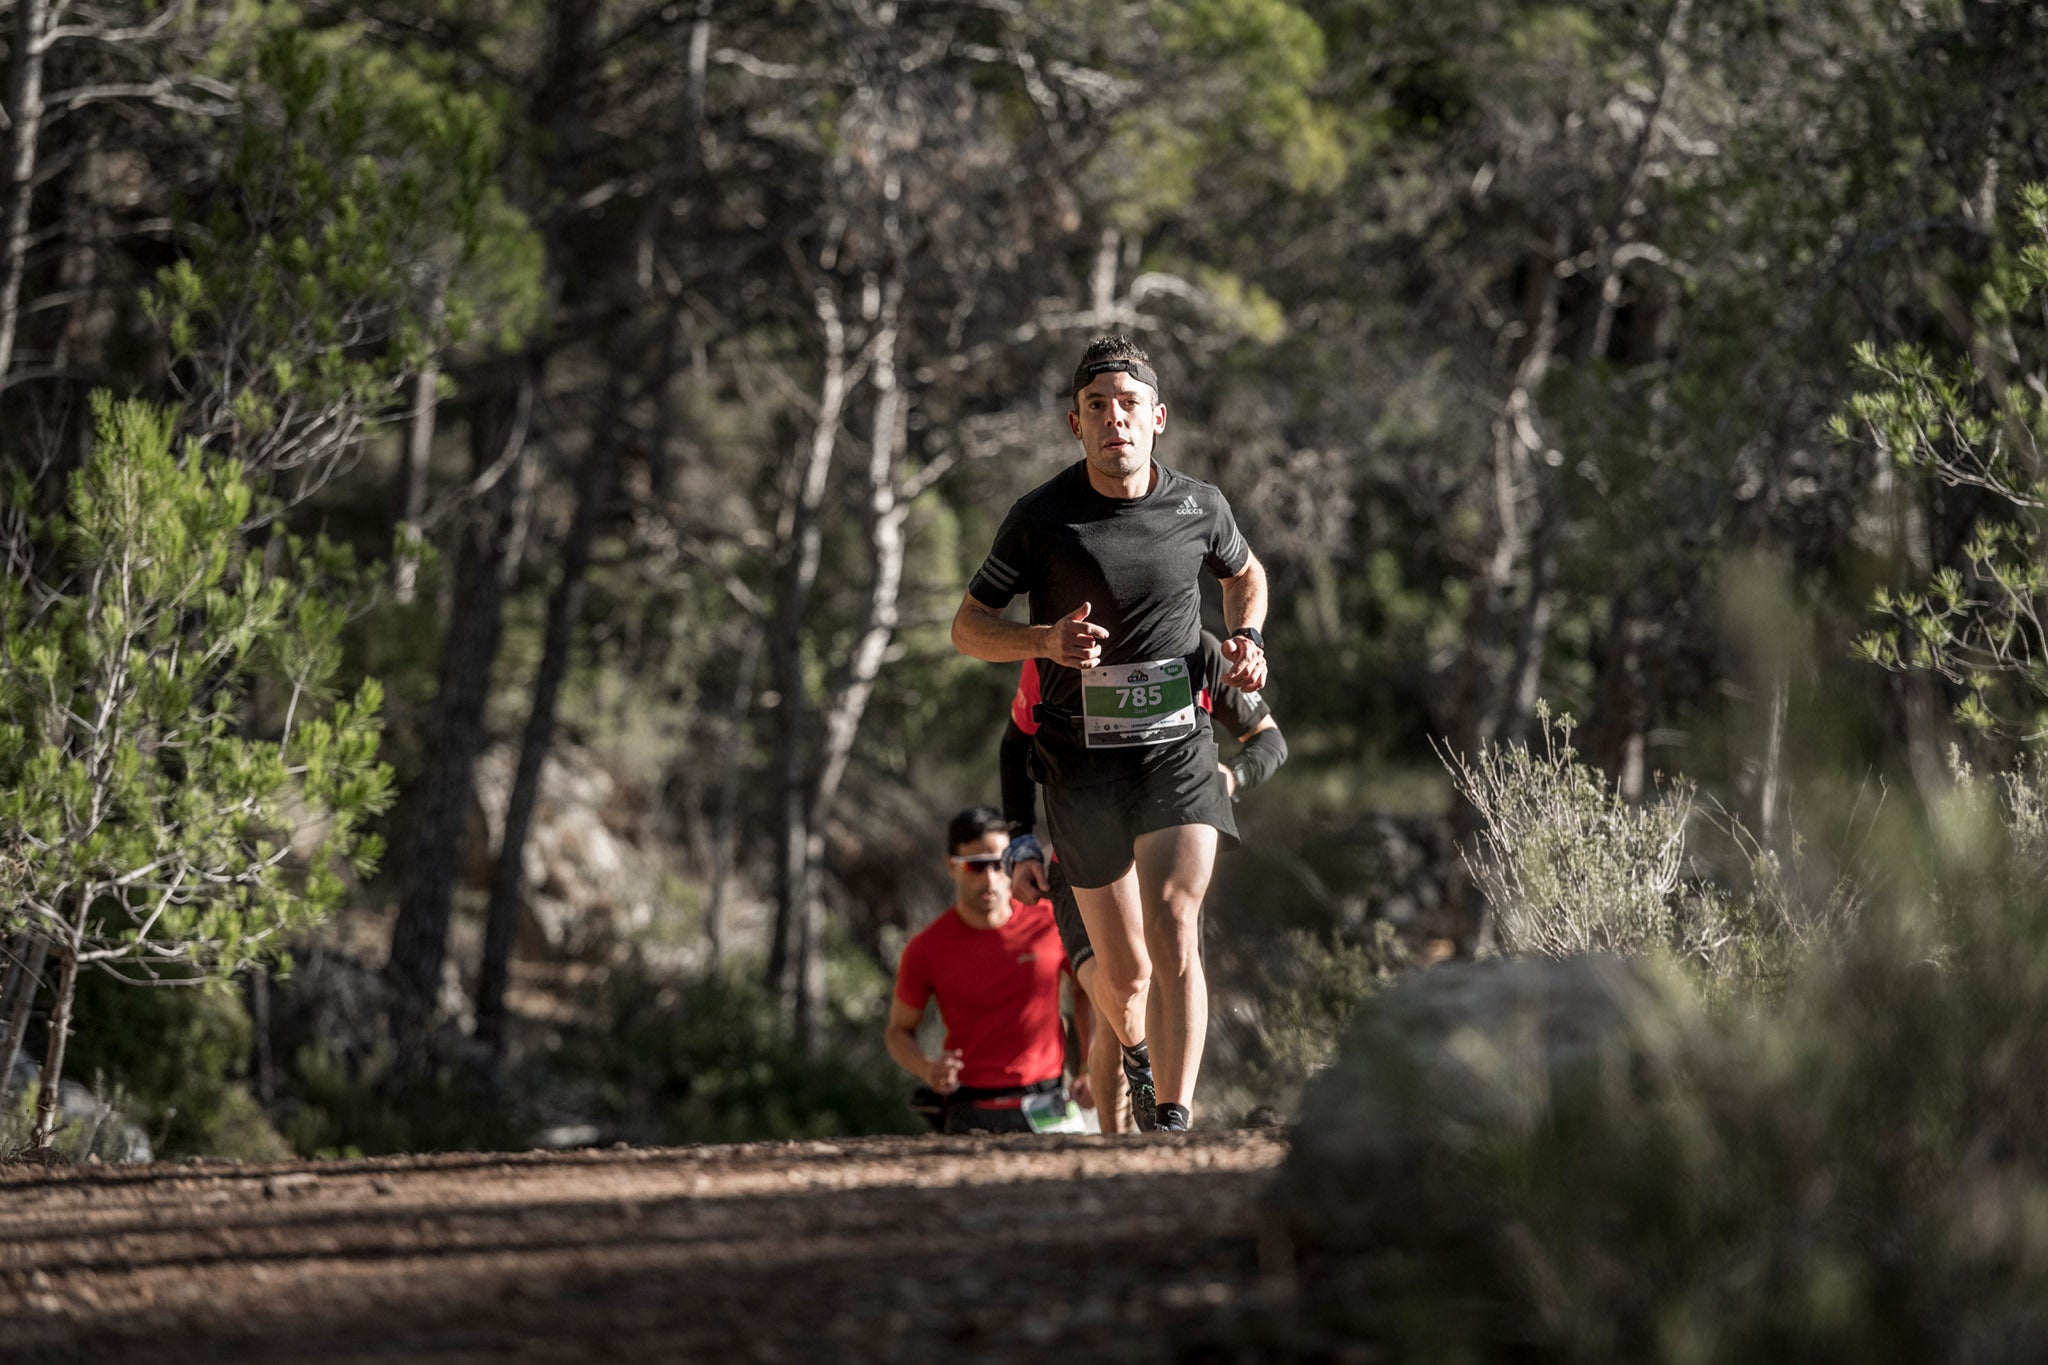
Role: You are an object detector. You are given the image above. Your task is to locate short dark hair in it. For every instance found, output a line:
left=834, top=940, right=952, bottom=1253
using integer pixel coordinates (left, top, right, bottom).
left=946, top=805, right=1007, bottom=855
left=1070, top=335, right=1159, bottom=406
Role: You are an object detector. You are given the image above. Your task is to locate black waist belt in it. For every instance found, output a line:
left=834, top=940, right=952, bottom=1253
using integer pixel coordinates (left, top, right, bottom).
left=1030, top=702, right=1079, bottom=735
left=949, top=1076, right=1062, bottom=1105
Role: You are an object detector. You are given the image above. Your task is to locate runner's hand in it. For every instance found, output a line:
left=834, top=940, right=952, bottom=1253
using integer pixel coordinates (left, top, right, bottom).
left=1001, top=831, right=1044, bottom=873
left=1013, top=858, right=1049, bottom=903
left=1072, top=1074, right=1094, bottom=1109
left=1002, top=833, right=1049, bottom=902
left=1220, top=632, right=1266, bottom=692
left=1049, top=601, right=1108, bottom=669
left=928, top=1049, right=964, bottom=1094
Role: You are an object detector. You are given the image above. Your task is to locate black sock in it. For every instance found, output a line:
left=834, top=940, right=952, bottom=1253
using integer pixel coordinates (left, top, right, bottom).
left=1155, top=1102, right=1191, bottom=1131
left=1121, top=1040, right=1150, bottom=1069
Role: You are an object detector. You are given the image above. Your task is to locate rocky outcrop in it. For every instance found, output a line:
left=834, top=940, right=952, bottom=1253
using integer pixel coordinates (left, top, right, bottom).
left=1266, top=953, right=1700, bottom=1257
left=467, top=743, right=673, bottom=962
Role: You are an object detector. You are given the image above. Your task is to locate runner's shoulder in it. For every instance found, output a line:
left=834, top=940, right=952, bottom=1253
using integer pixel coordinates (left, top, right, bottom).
left=1157, top=463, right=1226, bottom=499
left=1005, top=461, right=1091, bottom=521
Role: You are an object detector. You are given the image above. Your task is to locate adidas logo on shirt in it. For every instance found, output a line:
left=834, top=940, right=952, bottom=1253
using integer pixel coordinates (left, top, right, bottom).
left=1173, top=495, right=1203, bottom=516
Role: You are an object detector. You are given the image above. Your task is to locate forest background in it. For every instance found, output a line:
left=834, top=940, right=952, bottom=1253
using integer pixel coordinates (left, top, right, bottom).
left=2, top=0, right=2046, bottom=1161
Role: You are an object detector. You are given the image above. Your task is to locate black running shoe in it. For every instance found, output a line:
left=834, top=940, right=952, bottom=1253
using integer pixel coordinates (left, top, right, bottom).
left=1121, top=1042, right=1157, bottom=1132
left=1154, top=1101, right=1191, bottom=1132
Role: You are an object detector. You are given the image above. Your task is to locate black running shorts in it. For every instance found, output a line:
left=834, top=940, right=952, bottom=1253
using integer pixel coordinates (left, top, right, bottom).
left=1046, top=859, right=1092, bottom=972
left=1042, top=736, right=1239, bottom=890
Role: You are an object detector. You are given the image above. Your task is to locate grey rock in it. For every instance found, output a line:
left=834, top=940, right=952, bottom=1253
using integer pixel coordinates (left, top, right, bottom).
left=1268, top=953, right=1696, bottom=1256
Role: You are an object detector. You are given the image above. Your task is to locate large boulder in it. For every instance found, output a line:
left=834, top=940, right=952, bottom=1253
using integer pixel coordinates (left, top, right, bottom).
left=1266, top=953, right=1700, bottom=1259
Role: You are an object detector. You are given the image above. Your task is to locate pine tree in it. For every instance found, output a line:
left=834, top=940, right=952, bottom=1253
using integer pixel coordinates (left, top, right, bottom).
left=0, top=394, right=393, bottom=1154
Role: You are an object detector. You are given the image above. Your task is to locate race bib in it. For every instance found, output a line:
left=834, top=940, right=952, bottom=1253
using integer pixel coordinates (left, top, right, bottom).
left=1080, top=656, right=1197, bottom=749
left=1021, top=1089, right=1087, bottom=1134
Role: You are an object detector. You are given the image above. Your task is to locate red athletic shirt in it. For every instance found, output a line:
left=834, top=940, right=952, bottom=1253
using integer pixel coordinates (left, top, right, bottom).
left=893, top=898, right=1069, bottom=1091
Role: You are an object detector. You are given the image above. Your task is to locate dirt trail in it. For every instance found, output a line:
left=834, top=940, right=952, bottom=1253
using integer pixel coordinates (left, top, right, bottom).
left=1, top=1130, right=1287, bottom=1363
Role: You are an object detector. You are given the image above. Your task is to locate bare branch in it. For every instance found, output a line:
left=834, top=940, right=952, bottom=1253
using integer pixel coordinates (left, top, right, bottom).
left=712, top=47, right=833, bottom=83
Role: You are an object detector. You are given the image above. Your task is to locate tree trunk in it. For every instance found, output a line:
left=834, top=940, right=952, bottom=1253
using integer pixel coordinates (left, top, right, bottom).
left=1501, top=502, right=1558, bottom=749
left=1585, top=594, right=1654, bottom=804
left=766, top=285, right=849, bottom=1014
left=456, top=0, right=610, bottom=1044
left=1444, top=231, right=1567, bottom=950
left=0, top=933, right=48, bottom=1089
left=0, top=0, right=51, bottom=383
left=705, top=622, right=763, bottom=971
left=1449, top=237, right=1565, bottom=765
left=1758, top=671, right=1788, bottom=843
left=30, top=940, right=77, bottom=1153
left=392, top=279, right=447, bottom=604
left=793, top=268, right=907, bottom=1051
left=385, top=365, right=533, bottom=1033
left=475, top=362, right=630, bottom=1054
left=246, top=964, right=276, bottom=1107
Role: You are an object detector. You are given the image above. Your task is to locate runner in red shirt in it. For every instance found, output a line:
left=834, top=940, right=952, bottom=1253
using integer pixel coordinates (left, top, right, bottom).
left=886, top=806, right=1085, bottom=1135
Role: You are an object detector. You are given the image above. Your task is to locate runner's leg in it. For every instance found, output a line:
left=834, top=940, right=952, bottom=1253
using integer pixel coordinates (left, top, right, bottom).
left=1074, top=962, right=1132, bottom=1134
left=1133, top=823, right=1218, bottom=1114
left=1069, top=872, right=1147, bottom=1051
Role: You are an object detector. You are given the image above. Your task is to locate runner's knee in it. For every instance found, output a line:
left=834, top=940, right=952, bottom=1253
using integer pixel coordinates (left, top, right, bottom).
left=1142, top=910, right=1201, bottom=973
left=1094, top=955, right=1150, bottom=1006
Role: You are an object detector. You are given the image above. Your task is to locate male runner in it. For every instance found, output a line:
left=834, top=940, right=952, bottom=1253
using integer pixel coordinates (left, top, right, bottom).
left=1001, top=630, right=1288, bottom=1132
left=951, top=335, right=1270, bottom=1132
left=886, top=806, right=1085, bottom=1135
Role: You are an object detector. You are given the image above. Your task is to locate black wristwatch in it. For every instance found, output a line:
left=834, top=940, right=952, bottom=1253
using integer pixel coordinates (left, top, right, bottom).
left=1229, top=626, right=1265, bottom=651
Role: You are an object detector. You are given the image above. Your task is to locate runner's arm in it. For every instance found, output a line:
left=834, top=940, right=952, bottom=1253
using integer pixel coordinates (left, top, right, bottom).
left=952, top=592, right=1108, bottom=667
left=999, top=718, right=1038, bottom=836
left=1221, top=714, right=1287, bottom=799
left=1219, top=550, right=1268, bottom=636
left=1217, top=552, right=1269, bottom=691
left=886, top=995, right=960, bottom=1092
left=952, top=593, right=1046, bottom=662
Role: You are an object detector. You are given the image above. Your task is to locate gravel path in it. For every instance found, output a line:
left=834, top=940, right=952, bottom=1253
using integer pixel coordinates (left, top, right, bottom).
left=2, top=1130, right=1288, bottom=1363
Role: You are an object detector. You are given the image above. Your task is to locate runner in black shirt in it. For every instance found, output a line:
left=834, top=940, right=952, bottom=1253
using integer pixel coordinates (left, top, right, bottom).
left=952, top=336, right=1271, bottom=1132
left=1000, top=631, right=1289, bottom=1131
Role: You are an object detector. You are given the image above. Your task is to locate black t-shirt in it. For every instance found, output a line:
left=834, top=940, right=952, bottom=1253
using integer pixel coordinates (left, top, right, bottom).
left=968, top=460, right=1251, bottom=784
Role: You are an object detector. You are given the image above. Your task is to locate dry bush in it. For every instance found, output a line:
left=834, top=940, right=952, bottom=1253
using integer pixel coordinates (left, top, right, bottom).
left=1444, top=708, right=1729, bottom=968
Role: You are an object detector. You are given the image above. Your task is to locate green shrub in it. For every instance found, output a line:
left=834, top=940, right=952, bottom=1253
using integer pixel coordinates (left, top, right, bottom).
left=278, top=1036, right=524, bottom=1158
left=1230, top=923, right=1410, bottom=1121
left=61, top=971, right=292, bottom=1162
left=539, top=954, right=922, bottom=1146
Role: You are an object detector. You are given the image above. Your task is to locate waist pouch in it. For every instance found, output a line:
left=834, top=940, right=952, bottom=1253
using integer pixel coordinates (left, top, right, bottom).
left=953, top=1076, right=1062, bottom=1110
left=1030, top=701, right=1079, bottom=738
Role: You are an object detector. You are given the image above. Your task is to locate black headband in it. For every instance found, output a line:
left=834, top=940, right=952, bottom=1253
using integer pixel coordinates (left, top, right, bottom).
left=1072, top=357, right=1160, bottom=397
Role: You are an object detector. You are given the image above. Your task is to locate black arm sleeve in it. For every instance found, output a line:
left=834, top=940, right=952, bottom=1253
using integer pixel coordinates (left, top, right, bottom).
left=999, top=718, right=1038, bottom=834
left=1228, top=725, right=1288, bottom=796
